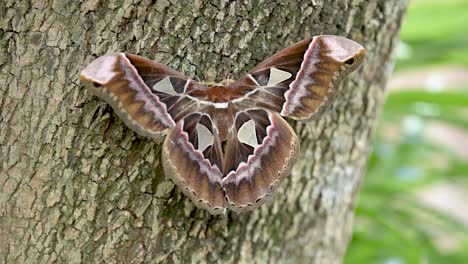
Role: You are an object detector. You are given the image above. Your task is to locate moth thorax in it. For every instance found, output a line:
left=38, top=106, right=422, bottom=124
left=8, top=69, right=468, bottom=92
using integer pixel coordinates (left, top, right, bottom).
left=206, top=84, right=245, bottom=103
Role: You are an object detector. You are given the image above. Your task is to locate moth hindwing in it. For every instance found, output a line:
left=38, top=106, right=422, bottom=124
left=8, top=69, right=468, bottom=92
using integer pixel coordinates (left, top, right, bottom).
left=80, top=35, right=365, bottom=215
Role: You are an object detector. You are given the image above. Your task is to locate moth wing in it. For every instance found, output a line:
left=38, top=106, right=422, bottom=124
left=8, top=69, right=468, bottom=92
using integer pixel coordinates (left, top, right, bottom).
left=232, top=35, right=365, bottom=121
left=162, top=110, right=299, bottom=214
left=80, top=53, right=204, bottom=138
left=162, top=115, right=226, bottom=215
left=222, top=111, right=299, bottom=212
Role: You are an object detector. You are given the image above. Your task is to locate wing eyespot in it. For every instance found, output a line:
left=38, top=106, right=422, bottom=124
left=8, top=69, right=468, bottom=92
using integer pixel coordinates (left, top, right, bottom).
left=344, top=58, right=355, bottom=66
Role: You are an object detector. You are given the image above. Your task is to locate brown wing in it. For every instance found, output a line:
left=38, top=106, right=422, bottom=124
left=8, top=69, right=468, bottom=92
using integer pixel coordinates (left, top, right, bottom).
left=231, top=35, right=365, bottom=121
left=222, top=111, right=299, bottom=212
left=80, top=53, right=205, bottom=138
left=161, top=108, right=299, bottom=214
left=162, top=115, right=226, bottom=215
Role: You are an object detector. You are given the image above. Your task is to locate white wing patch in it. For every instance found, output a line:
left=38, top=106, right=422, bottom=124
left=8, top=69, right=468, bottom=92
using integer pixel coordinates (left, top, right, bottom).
left=267, top=67, right=292, bottom=87
left=237, top=120, right=259, bottom=148
left=153, top=77, right=178, bottom=95
left=196, top=123, right=214, bottom=152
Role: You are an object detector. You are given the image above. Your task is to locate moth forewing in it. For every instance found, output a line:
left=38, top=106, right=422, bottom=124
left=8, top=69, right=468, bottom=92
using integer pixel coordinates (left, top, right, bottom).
left=80, top=53, right=174, bottom=139
left=280, top=35, right=365, bottom=121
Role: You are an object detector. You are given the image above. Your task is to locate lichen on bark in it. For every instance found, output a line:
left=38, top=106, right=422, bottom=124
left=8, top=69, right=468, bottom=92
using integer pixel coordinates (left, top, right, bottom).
left=0, top=0, right=407, bottom=263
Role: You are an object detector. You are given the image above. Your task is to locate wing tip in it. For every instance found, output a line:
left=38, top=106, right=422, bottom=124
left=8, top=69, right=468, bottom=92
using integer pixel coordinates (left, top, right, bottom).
left=79, top=53, right=125, bottom=86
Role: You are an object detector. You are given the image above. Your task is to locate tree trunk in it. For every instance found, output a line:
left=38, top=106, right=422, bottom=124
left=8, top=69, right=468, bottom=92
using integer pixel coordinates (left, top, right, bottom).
left=0, top=0, right=407, bottom=263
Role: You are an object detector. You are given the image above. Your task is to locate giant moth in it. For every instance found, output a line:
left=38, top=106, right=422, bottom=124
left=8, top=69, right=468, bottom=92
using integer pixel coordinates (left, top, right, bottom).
left=80, top=35, right=365, bottom=214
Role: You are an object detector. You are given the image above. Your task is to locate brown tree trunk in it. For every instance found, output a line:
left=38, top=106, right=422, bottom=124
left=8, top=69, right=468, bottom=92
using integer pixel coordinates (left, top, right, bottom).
left=0, top=0, right=407, bottom=263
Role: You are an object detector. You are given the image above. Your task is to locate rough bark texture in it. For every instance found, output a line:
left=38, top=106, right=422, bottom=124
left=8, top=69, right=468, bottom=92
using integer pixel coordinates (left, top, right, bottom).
left=0, top=0, right=407, bottom=263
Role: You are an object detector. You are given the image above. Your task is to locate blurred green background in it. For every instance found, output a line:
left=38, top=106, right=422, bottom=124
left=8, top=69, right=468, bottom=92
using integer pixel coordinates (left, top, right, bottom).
left=345, top=0, right=468, bottom=263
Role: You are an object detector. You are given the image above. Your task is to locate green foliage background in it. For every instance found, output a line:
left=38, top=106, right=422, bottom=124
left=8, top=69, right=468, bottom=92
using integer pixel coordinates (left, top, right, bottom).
left=345, top=0, right=468, bottom=263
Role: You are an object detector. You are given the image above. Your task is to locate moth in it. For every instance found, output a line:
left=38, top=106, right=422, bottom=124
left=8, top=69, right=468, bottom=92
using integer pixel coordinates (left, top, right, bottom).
left=80, top=35, right=365, bottom=215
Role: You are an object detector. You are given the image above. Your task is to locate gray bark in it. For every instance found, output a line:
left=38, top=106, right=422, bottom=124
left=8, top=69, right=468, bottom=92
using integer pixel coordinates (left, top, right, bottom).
left=0, top=0, right=407, bottom=263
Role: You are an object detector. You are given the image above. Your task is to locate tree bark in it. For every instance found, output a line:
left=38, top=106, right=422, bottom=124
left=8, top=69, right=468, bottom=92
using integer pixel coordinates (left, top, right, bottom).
left=0, top=0, right=407, bottom=263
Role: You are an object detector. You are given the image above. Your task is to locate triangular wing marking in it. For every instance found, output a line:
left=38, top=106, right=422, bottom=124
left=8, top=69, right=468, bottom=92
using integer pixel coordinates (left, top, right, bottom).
left=196, top=123, right=214, bottom=152
left=266, top=67, right=292, bottom=87
left=153, top=77, right=178, bottom=95
left=237, top=120, right=259, bottom=148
